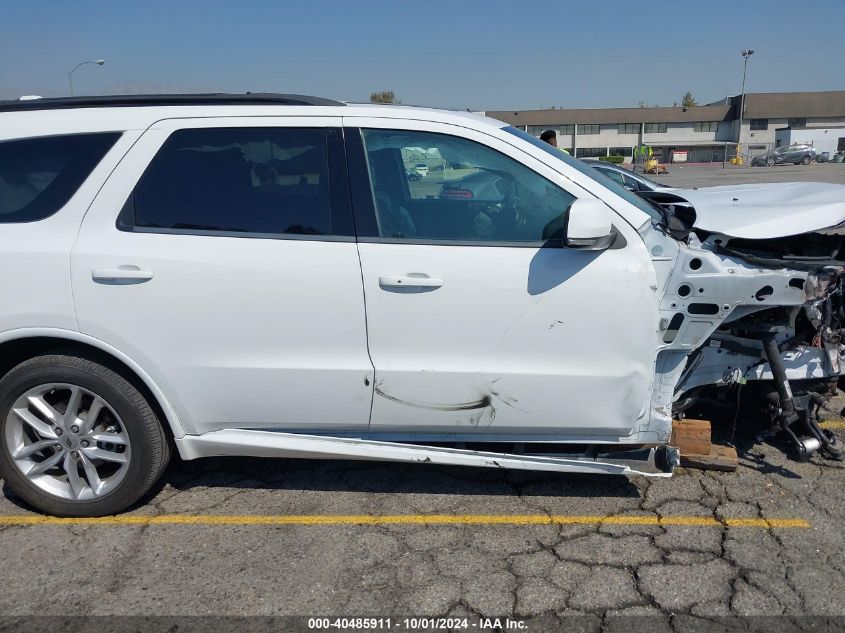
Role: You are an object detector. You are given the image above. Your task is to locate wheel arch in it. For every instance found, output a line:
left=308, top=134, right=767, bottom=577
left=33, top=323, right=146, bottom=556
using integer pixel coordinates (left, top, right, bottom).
left=0, top=329, right=185, bottom=441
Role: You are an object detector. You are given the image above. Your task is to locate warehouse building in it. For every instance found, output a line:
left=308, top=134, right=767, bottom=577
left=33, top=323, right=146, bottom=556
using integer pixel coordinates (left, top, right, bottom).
left=485, top=90, right=845, bottom=163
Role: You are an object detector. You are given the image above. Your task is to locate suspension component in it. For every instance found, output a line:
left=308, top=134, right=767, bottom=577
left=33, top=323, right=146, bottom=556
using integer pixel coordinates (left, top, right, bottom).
left=762, top=333, right=842, bottom=460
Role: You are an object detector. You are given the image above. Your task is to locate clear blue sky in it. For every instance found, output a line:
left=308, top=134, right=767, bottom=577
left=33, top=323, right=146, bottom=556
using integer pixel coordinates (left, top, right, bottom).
left=1, top=0, right=843, bottom=110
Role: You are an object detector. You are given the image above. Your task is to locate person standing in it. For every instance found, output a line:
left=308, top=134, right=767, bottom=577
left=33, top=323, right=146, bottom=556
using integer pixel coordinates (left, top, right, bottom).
left=540, top=129, right=570, bottom=154
left=539, top=129, right=558, bottom=147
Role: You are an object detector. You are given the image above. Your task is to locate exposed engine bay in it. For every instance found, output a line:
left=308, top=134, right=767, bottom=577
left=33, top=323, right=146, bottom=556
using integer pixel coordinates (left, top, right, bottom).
left=641, top=184, right=845, bottom=463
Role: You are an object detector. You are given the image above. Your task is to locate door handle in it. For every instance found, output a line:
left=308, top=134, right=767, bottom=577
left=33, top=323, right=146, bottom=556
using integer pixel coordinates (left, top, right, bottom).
left=379, top=274, right=443, bottom=289
left=92, top=266, right=154, bottom=284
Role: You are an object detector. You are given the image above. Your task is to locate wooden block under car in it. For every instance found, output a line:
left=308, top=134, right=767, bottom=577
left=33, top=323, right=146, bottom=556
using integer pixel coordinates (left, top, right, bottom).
left=680, top=445, right=738, bottom=472
left=671, top=419, right=712, bottom=456
left=671, top=419, right=738, bottom=472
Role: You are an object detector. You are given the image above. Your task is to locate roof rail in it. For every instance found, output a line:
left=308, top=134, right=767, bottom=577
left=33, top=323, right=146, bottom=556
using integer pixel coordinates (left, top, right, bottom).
left=0, top=93, right=344, bottom=112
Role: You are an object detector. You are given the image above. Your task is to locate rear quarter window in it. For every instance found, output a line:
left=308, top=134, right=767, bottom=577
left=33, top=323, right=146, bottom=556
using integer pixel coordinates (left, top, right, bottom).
left=0, top=133, right=121, bottom=223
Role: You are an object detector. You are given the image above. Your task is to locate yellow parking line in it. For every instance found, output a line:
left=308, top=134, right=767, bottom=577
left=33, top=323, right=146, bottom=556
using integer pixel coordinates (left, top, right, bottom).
left=820, top=420, right=845, bottom=430
left=0, top=514, right=810, bottom=528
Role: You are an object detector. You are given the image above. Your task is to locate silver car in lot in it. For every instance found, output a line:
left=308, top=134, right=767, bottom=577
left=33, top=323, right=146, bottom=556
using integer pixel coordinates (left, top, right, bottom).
left=751, top=144, right=816, bottom=167
left=581, top=159, right=673, bottom=192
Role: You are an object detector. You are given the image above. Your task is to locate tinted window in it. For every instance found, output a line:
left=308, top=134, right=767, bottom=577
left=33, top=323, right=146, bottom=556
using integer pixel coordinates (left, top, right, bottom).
left=694, top=121, right=719, bottom=133
left=126, top=127, right=332, bottom=235
left=362, top=129, right=576, bottom=243
left=0, top=133, right=120, bottom=223
left=576, top=147, right=607, bottom=158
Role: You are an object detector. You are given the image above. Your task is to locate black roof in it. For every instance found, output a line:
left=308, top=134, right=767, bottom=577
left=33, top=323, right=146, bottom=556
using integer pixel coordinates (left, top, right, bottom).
left=0, top=93, right=344, bottom=112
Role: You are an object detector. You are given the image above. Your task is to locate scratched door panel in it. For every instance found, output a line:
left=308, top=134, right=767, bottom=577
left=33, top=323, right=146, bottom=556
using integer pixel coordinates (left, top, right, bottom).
left=360, top=241, right=658, bottom=438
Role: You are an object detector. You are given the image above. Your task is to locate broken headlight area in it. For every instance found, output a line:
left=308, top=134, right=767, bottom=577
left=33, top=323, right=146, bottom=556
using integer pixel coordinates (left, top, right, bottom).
left=711, top=233, right=845, bottom=271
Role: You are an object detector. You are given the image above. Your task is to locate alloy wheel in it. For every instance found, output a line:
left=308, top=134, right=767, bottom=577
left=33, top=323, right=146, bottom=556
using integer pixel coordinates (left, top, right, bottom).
left=4, top=383, right=131, bottom=501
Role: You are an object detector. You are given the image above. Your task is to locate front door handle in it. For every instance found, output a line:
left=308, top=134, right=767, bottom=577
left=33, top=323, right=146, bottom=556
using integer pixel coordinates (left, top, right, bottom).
left=379, top=274, right=443, bottom=289
left=92, top=266, right=154, bottom=284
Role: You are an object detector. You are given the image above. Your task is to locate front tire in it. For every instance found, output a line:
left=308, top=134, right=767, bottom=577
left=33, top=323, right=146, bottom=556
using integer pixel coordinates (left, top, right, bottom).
left=0, top=353, right=170, bottom=516
left=801, top=155, right=811, bottom=165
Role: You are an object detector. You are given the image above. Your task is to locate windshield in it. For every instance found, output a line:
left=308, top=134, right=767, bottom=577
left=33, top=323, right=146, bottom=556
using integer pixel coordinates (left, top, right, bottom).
left=502, top=126, right=662, bottom=222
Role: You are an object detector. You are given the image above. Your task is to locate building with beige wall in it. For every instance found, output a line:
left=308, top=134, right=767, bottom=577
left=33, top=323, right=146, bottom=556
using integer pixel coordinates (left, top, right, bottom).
left=485, top=91, right=845, bottom=163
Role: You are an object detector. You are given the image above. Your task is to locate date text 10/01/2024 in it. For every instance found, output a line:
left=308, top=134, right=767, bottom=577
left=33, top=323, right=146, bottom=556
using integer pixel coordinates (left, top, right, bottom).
left=307, top=617, right=528, bottom=630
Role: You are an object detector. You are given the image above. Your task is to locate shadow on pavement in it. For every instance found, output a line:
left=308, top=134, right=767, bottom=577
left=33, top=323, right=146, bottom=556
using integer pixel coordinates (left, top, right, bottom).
left=161, top=456, right=643, bottom=499
left=1, top=454, right=643, bottom=514
left=11, top=393, right=840, bottom=512
left=696, top=398, right=817, bottom=479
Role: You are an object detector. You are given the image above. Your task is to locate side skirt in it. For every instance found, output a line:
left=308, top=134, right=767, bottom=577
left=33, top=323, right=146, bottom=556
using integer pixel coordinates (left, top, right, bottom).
left=175, top=429, right=678, bottom=477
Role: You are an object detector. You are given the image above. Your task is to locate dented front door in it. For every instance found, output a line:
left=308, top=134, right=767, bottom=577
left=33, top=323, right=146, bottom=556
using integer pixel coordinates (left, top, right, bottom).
left=349, top=120, right=660, bottom=438
left=359, top=242, right=658, bottom=437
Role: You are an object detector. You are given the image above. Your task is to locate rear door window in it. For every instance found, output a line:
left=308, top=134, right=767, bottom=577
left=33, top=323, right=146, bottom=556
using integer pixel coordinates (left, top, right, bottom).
left=0, top=133, right=120, bottom=223
left=123, top=127, right=334, bottom=236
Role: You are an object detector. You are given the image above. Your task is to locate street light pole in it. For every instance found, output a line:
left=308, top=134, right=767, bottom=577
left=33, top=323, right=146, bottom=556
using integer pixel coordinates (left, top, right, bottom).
left=67, top=59, right=105, bottom=96
left=737, top=49, right=754, bottom=164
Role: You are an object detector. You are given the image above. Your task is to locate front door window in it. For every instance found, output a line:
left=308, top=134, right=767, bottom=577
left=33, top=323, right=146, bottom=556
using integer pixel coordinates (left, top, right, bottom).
left=362, top=129, right=575, bottom=243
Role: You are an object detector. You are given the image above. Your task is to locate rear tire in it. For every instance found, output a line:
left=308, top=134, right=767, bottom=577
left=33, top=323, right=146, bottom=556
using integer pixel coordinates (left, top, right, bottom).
left=766, top=158, right=775, bottom=167
left=0, top=353, right=170, bottom=516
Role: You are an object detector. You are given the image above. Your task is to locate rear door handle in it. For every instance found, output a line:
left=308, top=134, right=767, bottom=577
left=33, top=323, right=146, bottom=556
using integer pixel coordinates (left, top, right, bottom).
left=92, top=266, right=154, bottom=284
left=379, top=274, right=443, bottom=289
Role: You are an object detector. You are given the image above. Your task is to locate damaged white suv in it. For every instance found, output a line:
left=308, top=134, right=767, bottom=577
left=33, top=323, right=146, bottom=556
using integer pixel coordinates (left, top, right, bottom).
left=1, top=94, right=843, bottom=516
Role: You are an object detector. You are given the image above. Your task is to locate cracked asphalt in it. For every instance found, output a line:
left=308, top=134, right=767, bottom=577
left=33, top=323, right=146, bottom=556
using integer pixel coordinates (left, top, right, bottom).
left=1, top=401, right=844, bottom=625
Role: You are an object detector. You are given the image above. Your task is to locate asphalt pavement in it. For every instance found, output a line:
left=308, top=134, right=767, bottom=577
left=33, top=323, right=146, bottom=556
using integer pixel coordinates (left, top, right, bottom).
left=648, top=161, right=845, bottom=188
left=2, top=414, right=845, bottom=624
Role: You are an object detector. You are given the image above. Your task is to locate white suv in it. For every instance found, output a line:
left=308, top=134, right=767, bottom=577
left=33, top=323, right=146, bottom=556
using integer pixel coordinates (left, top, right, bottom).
left=1, top=93, right=844, bottom=516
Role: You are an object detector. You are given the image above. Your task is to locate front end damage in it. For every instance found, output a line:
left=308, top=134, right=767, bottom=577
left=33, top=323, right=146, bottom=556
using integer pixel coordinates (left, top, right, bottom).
left=643, top=185, right=845, bottom=463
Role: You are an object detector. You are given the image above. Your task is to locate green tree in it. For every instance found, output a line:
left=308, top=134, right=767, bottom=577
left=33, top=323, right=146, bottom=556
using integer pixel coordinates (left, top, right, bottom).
left=370, top=90, right=397, bottom=104
left=681, top=92, right=698, bottom=108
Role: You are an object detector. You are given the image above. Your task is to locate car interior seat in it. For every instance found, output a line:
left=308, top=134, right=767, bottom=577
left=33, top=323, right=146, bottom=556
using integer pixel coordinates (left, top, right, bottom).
left=367, top=148, right=416, bottom=238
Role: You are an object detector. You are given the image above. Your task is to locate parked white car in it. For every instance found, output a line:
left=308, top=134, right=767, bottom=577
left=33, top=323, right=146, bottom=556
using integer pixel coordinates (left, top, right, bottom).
left=1, top=94, right=844, bottom=516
